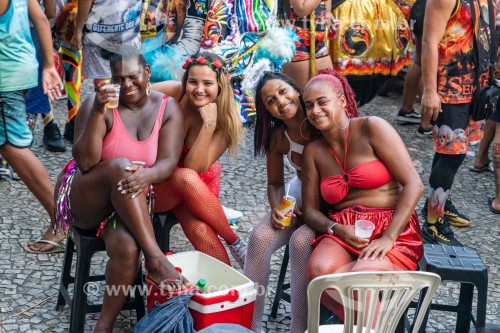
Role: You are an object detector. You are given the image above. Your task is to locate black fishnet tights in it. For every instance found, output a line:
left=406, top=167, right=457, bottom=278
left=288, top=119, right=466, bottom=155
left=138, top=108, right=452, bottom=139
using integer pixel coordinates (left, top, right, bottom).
left=244, top=213, right=315, bottom=333
left=154, top=168, right=237, bottom=263
left=307, top=238, right=396, bottom=322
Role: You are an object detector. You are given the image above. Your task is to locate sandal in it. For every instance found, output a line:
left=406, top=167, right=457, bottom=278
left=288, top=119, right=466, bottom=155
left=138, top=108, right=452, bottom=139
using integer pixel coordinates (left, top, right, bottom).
left=24, top=237, right=66, bottom=254
left=469, top=161, right=493, bottom=173
left=488, top=198, right=500, bottom=214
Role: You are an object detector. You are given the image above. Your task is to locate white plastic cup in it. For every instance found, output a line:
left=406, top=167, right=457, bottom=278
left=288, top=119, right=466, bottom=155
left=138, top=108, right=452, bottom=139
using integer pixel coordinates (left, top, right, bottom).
left=355, top=220, right=375, bottom=239
left=104, top=84, right=120, bottom=108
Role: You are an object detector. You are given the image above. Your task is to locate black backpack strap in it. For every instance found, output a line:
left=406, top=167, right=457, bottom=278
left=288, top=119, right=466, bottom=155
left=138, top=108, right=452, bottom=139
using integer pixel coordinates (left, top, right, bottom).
left=470, top=0, right=496, bottom=89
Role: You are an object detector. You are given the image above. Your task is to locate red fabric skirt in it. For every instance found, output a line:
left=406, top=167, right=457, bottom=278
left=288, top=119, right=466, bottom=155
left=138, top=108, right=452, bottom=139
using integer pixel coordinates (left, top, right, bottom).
left=311, top=205, right=423, bottom=270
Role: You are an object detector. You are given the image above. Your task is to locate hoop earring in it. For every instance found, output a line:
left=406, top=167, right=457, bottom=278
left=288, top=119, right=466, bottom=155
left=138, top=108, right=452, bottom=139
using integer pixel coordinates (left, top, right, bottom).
left=333, top=107, right=350, bottom=130
left=300, top=118, right=320, bottom=140
left=146, top=81, right=152, bottom=96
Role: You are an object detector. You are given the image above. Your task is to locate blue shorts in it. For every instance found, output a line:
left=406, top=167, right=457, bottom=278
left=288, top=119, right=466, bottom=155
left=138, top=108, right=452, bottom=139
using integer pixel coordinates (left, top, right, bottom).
left=0, top=90, right=33, bottom=148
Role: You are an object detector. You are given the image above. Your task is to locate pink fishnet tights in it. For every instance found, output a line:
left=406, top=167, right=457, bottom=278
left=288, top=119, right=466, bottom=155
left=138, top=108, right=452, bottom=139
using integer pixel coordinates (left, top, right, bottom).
left=154, top=168, right=237, bottom=265
left=307, top=238, right=396, bottom=322
left=244, top=214, right=315, bottom=333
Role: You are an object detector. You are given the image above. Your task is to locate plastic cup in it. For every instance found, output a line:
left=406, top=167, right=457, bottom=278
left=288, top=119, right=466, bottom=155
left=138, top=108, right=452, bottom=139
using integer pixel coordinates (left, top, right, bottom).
left=104, top=84, right=120, bottom=108
left=355, top=220, right=375, bottom=239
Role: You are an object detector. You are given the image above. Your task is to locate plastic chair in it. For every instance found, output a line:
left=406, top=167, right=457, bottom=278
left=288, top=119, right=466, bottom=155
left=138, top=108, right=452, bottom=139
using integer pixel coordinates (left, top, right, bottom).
left=152, top=211, right=179, bottom=253
left=306, top=271, right=441, bottom=333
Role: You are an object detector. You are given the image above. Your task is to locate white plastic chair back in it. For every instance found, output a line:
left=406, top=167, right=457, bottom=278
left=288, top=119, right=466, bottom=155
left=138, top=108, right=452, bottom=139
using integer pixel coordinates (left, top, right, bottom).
left=306, top=271, right=441, bottom=333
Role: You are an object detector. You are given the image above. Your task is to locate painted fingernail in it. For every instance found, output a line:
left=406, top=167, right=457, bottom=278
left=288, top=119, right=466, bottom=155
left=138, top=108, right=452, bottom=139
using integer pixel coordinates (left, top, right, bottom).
left=118, top=186, right=123, bottom=191
left=132, top=194, right=137, bottom=199
left=121, top=190, right=126, bottom=194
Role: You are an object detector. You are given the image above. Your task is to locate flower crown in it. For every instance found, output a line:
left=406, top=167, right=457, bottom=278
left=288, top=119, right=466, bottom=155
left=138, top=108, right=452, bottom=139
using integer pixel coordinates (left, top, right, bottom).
left=182, top=55, right=231, bottom=79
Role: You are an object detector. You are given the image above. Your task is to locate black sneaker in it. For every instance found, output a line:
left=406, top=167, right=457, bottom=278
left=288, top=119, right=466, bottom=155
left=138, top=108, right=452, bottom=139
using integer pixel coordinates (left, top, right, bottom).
left=444, top=197, right=471, bottom=227
left=416, top=125, right=433, bottom=138
left=422, top=216, right=462, bottom=246
left=421, top=198, right=470, bottom=228
left=43, top=122, right=66, bottom=152
left=397, top=109, right=421, bottom=124
left=64, top=118, right=75, bottom=144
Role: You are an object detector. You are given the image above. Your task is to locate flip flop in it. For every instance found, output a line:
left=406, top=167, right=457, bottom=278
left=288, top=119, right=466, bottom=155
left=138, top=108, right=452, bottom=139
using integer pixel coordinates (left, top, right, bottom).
left=488, top=198, right=500, bottom=214
left=24, top=237, right=66, bottom=254
left=469, top=162, right=493, bottom=173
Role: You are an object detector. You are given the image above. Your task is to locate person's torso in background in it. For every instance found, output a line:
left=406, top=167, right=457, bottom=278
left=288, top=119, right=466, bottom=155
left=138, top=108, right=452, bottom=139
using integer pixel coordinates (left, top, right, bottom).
left=0, top=0, right=38, bottom=92
left=83, top=0, right=142, bottom=49
left=437, top=0, right=494, bottom=104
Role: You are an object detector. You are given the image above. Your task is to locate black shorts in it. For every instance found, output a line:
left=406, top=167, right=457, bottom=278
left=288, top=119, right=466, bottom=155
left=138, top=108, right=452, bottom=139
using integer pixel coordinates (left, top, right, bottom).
left=410, top=0, right=426, bottom=37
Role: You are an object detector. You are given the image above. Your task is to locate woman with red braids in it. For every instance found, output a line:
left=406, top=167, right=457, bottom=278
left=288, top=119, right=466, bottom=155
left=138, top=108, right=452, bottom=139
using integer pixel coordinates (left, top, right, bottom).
left=152, top=52, right=247, bottom=268
left=302, top=69, right=424, bottom=320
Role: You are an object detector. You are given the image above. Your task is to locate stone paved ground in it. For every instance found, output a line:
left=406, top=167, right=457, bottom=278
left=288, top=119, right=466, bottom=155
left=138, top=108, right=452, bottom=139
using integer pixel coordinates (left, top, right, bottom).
left=0, top=79, right=499, bottom=332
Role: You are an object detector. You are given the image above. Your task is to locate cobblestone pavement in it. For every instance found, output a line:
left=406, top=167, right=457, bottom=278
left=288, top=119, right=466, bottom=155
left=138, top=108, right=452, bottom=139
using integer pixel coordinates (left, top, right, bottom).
left=1, top=80, right=499, bottom=332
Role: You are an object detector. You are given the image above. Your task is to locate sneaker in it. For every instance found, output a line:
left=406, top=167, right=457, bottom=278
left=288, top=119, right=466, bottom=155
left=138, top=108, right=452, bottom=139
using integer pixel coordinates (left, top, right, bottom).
left=469, top=140, right=481, bottom=146
left=0, top=157, right=11, bottom=178
left=421, top=216, right=462, bottom=246
left=222, top=205, right=243, bottom=224
left=43, top=122, right=66, bottom=152
left=64, top=118, right=75, bottom=144
left=228, top=237, right=247, bottom=269
left=421, top=198, right=471, bottom=228
left=416, top=125, right=433, bottom=138
left=397, top=109, right=421, bottom=124
left=444, top=197, right=471, bottom=227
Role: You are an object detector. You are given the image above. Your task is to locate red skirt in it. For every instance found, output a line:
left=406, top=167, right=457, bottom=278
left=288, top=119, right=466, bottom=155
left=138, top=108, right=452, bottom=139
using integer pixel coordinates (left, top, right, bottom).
left=311, top=205, right=423, bottom=270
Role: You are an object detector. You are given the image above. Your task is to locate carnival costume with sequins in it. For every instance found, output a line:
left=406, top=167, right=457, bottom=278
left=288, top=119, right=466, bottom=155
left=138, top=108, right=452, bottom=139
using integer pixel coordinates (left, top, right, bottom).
left=54, top=96, right=168, bottom=235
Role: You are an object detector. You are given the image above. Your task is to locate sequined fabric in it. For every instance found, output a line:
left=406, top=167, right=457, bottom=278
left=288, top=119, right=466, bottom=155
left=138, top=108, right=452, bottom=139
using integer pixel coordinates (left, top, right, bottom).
left=54, top=159, right=78, bottom=234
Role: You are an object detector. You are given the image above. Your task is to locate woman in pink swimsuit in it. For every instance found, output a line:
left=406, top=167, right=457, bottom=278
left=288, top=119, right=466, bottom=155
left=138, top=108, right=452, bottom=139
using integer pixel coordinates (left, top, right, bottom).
left=53, top=47, right=190, bottom=333
left=152, top=52, right=247, bottom=268
left=302, top=69, right=423, bottom=320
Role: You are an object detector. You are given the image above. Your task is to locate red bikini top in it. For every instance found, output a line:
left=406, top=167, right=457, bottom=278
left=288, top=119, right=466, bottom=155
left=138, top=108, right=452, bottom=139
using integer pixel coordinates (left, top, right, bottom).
left=320, top=127, right=393, bottom=205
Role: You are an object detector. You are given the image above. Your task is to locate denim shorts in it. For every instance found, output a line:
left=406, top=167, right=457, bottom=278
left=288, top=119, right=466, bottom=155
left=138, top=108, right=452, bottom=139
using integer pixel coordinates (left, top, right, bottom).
left=0, top=90, right=33, bottom=148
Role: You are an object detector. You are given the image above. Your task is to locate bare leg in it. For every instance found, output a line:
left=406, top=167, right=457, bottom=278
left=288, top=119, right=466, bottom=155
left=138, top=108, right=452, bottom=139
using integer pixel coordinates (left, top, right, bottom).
left=283, top=56, right=333, bottom=91
left=474, top=119, right=496, bottom=169
left=0, top=144, right=64, bottom=252
left=93, top=222, right=140, bottom=333
left=68, top=158, right=181, bottom=287
left=401, top=35, right=423, bottom=112
left=173, top=206, right=231, bottom=265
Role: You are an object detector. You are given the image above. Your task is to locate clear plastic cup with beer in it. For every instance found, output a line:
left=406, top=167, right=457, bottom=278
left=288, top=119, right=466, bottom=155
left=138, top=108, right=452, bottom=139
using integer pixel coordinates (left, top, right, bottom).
left=279, top=195, right=296, bottom=227
left=354, top=220, right=375, bottom=239
left=104, top=84, right=120, bottom=108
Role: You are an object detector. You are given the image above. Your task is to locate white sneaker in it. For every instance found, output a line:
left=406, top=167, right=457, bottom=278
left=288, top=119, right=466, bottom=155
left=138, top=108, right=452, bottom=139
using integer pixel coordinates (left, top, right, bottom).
left=222, top=205, right=243, bottom=224
left=228, top=238, right=247, bottom=269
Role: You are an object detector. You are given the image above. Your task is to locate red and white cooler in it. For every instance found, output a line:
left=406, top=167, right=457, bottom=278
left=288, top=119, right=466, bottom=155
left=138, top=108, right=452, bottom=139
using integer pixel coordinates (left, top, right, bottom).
left=146, top=251, right=256, bottom=330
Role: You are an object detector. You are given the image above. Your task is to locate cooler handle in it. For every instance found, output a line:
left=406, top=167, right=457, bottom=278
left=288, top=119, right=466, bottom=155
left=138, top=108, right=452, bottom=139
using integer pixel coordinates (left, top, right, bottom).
left=192, top=289, right=239, bottom=305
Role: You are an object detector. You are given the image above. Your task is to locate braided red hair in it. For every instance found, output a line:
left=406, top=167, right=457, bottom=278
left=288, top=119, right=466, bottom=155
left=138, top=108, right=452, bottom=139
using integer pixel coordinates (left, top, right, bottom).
left=306, top=69, right=359, bottom=118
